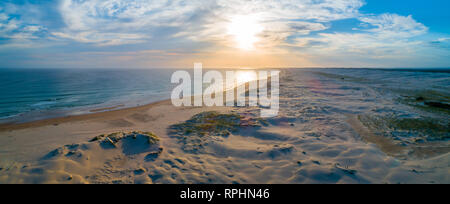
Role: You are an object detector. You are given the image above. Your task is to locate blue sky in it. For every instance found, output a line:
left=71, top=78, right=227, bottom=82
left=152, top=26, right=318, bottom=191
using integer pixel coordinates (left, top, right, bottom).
left=361, top=0, right=450, bottom=33
left=0, top=0, right=449, bottom=68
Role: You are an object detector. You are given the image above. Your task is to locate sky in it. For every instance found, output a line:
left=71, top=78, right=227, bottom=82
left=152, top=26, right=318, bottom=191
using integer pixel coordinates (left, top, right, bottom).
left=0, top=0, right=449, bottom=69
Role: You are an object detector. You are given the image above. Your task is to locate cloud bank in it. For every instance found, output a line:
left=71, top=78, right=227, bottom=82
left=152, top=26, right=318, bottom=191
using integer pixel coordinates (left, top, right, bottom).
left=0, top=0, right=449, bottom=68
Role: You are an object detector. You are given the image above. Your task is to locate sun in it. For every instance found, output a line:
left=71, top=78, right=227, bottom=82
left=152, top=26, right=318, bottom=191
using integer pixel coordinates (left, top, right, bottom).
left=227, top=15, right=263, bottom=50
left=236, top=70, right=258, bottom=84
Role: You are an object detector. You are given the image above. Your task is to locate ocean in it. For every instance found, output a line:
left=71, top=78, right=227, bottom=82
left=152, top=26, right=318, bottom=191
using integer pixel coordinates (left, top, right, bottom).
left=0, top=68, right=177, bottom=123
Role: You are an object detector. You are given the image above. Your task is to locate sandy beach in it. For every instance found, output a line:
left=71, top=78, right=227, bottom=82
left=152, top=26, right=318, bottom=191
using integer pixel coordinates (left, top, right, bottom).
left=0, top=100, right=231, bottom=183
left=0, top=69, right=448, bottom=184
left=1, top=0, right=450, bottom=188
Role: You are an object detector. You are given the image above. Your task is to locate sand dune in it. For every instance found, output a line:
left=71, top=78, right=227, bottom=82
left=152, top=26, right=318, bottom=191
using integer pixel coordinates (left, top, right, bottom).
left=0, top=69, right=448, bottom=184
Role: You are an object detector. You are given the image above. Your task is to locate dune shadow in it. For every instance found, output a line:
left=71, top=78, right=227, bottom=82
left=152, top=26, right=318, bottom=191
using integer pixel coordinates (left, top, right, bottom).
left=121, top=135, right=157, bottom=156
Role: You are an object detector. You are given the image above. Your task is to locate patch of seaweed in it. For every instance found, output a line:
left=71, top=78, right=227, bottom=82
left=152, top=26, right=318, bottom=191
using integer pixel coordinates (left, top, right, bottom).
left=168, top=111, right=267, bottom=153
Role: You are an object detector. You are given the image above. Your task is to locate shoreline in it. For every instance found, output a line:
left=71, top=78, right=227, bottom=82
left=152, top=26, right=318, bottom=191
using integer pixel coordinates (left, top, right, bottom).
left=0, top=99, right=171, bottom=132
left=89, top=104, right=126, bottom=113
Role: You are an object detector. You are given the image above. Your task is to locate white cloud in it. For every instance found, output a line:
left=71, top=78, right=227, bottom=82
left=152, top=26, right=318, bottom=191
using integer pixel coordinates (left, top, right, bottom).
left=0, top=13, right=7, bottom=21
left=359, top=13, right=428, bottom=37
left=54, top=0, right=365, bottom=46
left=436, top=37, right=450, bottom=43
left=213, top=0, right=363, bottom=22
left=51, top=31, right=147, bottom=46
left=295, top=13, right=428, bottom=51
left=0, top=13, right=46, bottom=40
left=293, top=18, right=429, bottom=69
left=2, top=0, right=446, bottom=68
left=55, top=0, right=212, bottom=46
left=59, top=0, right=209, bottom=30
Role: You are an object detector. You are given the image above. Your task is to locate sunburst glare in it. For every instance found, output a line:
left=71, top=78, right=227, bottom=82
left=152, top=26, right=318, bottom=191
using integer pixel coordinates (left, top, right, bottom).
left=236, top=70, right=258, bottom=84
left=227, top=15, right=263, bottom=50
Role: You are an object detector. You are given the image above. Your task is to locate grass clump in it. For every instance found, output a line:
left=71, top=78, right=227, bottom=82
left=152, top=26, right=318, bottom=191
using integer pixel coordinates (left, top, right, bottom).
left=169, top=111, right=267, bottom=153
left=359, top=114, right=449, bottom=143
left=390, top=118, right=448, bottom=133
left=90, top=131, right=160, bottom=147
left=396, top=89, right=450, bottom=115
